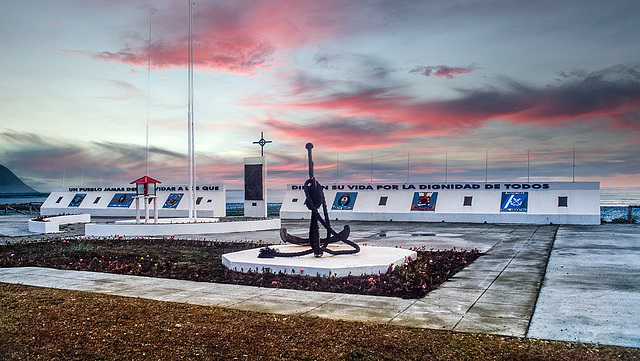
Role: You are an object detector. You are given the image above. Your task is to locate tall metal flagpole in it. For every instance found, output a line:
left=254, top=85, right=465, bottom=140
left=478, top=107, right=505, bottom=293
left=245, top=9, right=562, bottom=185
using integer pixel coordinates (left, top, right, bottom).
left=572, top=147, right=575, bottom=183
left=336, top=154, right=339, bottom=184
left=146, top=12, right=153, bottom=176
left=527, top=149, right=530, bottom=182
left=370, top=154, right=373, bottom=184
left=445, top=151, right=448, bottom=182
left=407, top=152, right=410, bottom=183
left=187, top=0, right=196, bottom=221
left=485, top=150, right=488, bottom=182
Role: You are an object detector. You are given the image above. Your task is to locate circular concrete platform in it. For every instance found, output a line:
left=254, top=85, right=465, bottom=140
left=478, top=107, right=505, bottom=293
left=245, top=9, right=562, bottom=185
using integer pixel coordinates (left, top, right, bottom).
left=222, top=245, right=417, bottom=277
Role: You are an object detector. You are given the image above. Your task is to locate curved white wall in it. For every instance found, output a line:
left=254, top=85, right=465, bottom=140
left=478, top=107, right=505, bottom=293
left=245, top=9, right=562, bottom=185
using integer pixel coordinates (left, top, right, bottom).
left=280, top=182, right=600, bottom=225
left=41, top=184, right=226, bottom=218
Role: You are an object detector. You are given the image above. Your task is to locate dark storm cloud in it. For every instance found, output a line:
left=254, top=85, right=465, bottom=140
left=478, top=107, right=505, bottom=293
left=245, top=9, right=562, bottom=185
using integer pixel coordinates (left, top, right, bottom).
left=0, top=131, right=192, bottom=189
left=443, top=64, right=640, bottom=126
left=0, top=131, right=48, bottom=145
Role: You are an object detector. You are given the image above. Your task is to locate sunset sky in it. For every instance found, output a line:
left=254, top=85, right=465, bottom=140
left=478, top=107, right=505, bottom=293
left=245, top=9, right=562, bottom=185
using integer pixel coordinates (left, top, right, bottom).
left=1, top=0, right=639, bottom=192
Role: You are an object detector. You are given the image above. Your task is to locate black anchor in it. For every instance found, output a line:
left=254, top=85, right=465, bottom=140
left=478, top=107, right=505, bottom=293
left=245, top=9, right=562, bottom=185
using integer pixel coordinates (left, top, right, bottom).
left=259, top=143, right=360, bottom=258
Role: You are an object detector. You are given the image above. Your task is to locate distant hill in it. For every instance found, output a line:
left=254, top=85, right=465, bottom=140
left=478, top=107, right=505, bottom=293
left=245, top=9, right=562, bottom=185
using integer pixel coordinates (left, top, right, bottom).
left=0, top=164, right=38, bottom=194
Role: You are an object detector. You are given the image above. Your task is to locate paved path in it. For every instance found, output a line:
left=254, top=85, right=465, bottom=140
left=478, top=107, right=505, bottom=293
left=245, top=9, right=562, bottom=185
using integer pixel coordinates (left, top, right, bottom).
left=528, top=225, right=640, bottom=348
left=1, top=224, right=639, bottom=348
left=389, top=225, right=556, bottom=335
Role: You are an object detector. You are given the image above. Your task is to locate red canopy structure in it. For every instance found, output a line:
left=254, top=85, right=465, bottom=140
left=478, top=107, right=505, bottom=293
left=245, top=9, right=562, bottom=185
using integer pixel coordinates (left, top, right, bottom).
left=129, top=176, right=162, bottom=223
left=130, top=176, right=162, bottom=184
left=130, top=176, right=161, bottom=197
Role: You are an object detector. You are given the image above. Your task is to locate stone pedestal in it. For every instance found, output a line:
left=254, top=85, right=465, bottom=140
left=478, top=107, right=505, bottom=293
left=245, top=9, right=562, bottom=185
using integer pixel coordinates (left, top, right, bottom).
left=222, top=245, right=416, bottom=277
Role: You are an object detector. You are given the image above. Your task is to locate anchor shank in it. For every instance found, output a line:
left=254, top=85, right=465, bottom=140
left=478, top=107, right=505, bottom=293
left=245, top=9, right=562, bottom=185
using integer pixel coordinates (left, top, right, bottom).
left=306, top=143, right=315, bottom=179
left=310, top=209, right=322, bottom=257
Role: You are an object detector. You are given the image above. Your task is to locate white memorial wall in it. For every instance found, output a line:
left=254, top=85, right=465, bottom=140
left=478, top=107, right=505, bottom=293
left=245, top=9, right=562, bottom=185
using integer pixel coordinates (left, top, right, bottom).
left=41, top=184, right=226, bottom=218
left=280, top=181, right=600, bottom=225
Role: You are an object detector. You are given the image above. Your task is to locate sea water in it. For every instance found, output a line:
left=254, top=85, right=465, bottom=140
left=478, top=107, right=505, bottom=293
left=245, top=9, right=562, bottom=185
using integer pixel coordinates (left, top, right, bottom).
left=600, top=187, right=640, bottom=222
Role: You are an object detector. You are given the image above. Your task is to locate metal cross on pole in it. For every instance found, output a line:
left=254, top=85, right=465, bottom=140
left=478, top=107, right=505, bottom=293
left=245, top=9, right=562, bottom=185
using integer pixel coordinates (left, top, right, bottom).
left=253, top=132, right=272, bottom=156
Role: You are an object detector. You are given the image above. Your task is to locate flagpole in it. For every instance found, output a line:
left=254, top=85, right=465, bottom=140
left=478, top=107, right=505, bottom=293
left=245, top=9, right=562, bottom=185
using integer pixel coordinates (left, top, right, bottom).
left=336, top=154, right=339, bottom=184
left=572, top=147, right=575, bottom=183
left=146, top=11, right=153, bottom=176
left=527, top=149, right=530, bottom=182
left=445, top=151, right=448, bottom=182
left=484, top=139, right=489, bottom=183
left=370, top=154, right=373, bottom=184
left=187, top=0, right=196, bottom=221
left=407, top=152, right=410, bottom=183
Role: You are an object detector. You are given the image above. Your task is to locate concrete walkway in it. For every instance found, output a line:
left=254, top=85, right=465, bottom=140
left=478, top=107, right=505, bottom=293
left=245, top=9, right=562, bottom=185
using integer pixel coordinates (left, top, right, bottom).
left=1, top=223, right=639, bottom=348
left=528, top=225, right=640, bottom=348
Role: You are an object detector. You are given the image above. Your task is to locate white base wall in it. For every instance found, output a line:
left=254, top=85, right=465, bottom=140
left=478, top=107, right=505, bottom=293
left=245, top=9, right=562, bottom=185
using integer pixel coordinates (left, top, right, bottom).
left=28, top=220, right=60, bottom=233
left=281, top=210, right=600, bottom=225
left=28, top=214, right=92, bottom=234
left=85, top=218, right=281, bottom=237
left=244, top=200, right=267, bottom=218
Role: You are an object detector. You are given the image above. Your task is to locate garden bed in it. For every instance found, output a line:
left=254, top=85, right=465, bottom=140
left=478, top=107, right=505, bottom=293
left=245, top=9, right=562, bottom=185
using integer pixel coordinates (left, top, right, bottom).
left=0, top=237, right=481, bottom=299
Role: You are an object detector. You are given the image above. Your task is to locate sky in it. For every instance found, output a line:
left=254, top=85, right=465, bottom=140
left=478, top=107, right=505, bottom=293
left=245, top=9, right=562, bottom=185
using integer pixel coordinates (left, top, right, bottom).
left=1, top=0, right=639, bottom=192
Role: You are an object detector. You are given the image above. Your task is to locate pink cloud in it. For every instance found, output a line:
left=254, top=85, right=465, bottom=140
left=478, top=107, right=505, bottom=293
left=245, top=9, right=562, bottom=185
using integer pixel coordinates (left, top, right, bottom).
left=433, top=66, right=475, bottom=78
left=251, top=66, right=640, bottom=151
left=69, top=1, right=350, bottom=75
left=265, top=117, right=408, bottom=152
left=256, top=87, right=486, bottom=137
left=411, top=65, right=476, bottom=79
left=88, top=37, right=277, bottom=75
left=48, top=17, right=64, bottom=27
